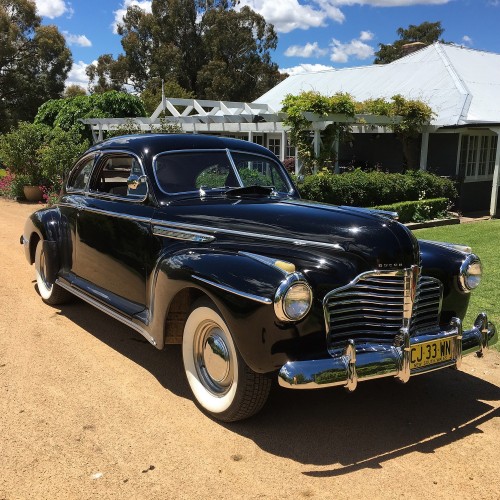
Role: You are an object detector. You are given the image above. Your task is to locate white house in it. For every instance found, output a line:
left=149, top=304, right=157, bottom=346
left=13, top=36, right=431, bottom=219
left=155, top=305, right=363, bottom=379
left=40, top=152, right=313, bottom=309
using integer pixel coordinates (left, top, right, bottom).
left=83, top=42, right=500, bottom=215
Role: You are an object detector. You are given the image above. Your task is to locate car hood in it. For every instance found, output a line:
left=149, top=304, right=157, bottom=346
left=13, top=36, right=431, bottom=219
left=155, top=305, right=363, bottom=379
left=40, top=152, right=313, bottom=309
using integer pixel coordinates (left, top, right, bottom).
left=154, top=197, right=420, bottom=274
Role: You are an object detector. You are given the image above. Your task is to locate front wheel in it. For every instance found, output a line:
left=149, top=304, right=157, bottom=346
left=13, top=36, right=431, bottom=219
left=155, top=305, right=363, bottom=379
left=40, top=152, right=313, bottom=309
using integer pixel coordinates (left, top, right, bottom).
left=35, top=241, right=72, bottom=305
left=182, top=299, right=271, bottom=422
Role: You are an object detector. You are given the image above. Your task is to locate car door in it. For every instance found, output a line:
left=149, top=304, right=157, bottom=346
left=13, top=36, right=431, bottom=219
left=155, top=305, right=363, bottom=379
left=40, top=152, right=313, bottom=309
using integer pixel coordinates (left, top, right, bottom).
left=74, top=151, right=157, bottom=315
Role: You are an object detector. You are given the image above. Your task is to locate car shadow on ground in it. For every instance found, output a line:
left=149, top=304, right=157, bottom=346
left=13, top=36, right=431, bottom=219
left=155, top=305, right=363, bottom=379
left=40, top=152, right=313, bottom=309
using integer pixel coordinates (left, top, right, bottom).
left=56, top=297, right=500, bottom=475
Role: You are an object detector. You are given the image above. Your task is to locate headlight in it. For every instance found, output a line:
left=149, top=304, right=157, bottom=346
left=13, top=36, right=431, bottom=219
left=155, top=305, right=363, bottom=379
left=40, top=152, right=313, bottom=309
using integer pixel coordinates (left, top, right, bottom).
left=459, top=254, right=482, bottom=291
left=274, top=273, right=312, bottom=321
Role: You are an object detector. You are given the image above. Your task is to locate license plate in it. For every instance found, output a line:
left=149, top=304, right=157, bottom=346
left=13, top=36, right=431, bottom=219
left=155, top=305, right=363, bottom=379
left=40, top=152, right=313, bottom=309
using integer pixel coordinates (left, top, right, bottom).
left=410, top=337, right=454, bottom=370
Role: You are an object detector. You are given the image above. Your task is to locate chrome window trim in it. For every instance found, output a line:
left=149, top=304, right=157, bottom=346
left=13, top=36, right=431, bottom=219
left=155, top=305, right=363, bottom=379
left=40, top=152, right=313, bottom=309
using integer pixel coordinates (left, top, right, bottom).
left=88, top=150, right=149, bottom=203
left=66, top=153, right=98, bottom=193
left=229, top=148, right=294, bottom=194
left=192, top=275, right=272, bottom=305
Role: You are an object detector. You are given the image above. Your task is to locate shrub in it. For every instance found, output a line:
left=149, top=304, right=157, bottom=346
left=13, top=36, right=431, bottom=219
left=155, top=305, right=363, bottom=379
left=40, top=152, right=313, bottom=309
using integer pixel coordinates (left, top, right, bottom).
left=298, top=168, right=456, bottom=207
left=373, top=198, right=450, bottom=223
left=39, top=126, right=90, bottom=193
left=0, top=122, right=50, bottom=185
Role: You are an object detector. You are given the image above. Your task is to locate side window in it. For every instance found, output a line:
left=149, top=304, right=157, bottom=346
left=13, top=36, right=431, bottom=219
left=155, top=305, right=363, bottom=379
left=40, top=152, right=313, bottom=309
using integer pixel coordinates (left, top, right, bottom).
left=91, top=155, right=146, bottom=199
left=67, top=156, right=94, bottom=192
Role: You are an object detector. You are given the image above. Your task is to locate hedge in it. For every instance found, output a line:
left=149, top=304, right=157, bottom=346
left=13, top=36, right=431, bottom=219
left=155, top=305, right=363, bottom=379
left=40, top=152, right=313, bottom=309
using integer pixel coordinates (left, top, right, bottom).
left=373, top=198, right=449, bottom=223
left=297, top=168, right=456, bottom=207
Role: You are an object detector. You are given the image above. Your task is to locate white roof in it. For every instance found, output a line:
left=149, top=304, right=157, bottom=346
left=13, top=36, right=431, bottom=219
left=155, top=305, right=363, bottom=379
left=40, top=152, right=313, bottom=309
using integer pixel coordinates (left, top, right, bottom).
left=255, top=43, right=500, bottom=127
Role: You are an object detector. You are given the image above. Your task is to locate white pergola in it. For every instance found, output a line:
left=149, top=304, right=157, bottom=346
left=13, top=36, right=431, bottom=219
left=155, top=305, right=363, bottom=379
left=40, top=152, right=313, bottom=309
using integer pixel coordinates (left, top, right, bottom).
left=81, top=97, right=403, bottom=175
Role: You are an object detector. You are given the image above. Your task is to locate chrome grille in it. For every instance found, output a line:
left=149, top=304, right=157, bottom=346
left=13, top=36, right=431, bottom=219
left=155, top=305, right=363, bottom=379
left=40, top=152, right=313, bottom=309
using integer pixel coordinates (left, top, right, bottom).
left=410, top=276, right=442, bottom=335
left=324, top=271, right=443, bottom=347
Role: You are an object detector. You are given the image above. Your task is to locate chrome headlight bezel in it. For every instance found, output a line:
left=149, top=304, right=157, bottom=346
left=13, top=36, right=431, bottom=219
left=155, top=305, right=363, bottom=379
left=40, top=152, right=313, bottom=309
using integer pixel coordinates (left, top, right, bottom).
left=459, top=253, right=482, bottom=292
left=274, top=272, right=313, bottom=322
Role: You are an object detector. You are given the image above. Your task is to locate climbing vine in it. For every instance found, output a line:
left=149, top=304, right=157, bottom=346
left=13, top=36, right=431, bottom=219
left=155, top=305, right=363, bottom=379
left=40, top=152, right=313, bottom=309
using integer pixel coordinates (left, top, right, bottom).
left=281, top=91, right=434, bottom=172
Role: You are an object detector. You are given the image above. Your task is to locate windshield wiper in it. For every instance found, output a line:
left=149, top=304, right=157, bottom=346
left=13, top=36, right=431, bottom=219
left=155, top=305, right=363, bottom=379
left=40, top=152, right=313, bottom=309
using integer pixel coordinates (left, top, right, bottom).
left=225, top=185, right=276, bottom=197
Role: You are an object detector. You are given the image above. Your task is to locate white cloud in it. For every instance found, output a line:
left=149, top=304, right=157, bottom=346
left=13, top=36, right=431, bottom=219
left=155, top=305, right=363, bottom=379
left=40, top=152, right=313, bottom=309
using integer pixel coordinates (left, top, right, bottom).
left=285, top=42, right=328, bottom=58
left=462, top=35, right=473, bottom=45
left=63, top=32, right=92, bottom=47
left=35, top=0, right=69, bottom=18
left=237, top=0, right=343, bottom=33
left=330, top=34, right=374, bottom=62
left=329, top=0, right=450, bottom=5
left=236, top=1, right=450, bottom=34
left=113, top=1, right=152, bottom=34
left=66, top=60, right=96, bottom=89
left=360, top=30, right=374, bottom=41
left=279, top=63, right=336, bottom=76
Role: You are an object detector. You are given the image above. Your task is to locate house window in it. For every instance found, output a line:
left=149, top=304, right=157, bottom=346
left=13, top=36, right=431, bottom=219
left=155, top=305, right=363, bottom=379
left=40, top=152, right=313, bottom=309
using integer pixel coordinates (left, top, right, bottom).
left=252, top=135, right=264, bottom=146
left=268, top=137, right=281, bottom=157
left=286, top=139, right=296, bottom=158
left=459, top=134, right=498, bottom=181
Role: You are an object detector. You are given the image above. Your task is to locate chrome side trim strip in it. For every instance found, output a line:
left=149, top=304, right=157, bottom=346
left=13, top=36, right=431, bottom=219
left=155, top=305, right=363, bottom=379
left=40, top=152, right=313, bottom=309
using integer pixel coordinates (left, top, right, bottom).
left=82, top=206, right=152, bottom=223
left=56, top=279, right=157, bottom=346
left=192, top=275, right=272, bottom=304
left=60, top=204, right=344, bottom=251
left=152, top=219, right=344, bottom=251
left=152, top=225, right=215, bottom=243
left=238, top=251, right=288, bottom=275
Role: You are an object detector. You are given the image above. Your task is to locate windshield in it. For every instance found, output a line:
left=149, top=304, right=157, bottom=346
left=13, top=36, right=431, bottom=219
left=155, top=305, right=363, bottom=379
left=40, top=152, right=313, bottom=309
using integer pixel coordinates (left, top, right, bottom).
left=154, top=149, right=293, bottom=196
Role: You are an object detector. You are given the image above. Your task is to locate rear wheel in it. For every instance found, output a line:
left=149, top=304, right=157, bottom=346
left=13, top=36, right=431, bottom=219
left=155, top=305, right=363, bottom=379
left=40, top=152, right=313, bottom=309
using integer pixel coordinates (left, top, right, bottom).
left=35, top=241, right=72, bottom=305
left=182, top=299, right=271, bottom=422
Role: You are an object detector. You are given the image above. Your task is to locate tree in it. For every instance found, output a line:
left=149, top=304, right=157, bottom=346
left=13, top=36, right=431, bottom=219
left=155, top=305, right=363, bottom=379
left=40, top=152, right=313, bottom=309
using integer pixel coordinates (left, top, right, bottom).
left=87, top=0, right=281, bottom=102
left=35, top=91, right=146, bottom=140
left=85, top=54, right=129, bottom=94
left=64, top=85, right=87, bottom=98
left=196, top=6, right=280, bottom=101
left=374, top=21, right=445, bottom=64
left=0, top=0, right=72, bottom=133
left=141, top=78, right=195, bottom=116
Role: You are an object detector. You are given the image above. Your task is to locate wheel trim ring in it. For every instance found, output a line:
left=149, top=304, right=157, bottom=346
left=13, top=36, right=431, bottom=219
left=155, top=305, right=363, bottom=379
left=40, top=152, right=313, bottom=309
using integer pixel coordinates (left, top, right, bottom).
left=194, top=320, right=234, bottom=397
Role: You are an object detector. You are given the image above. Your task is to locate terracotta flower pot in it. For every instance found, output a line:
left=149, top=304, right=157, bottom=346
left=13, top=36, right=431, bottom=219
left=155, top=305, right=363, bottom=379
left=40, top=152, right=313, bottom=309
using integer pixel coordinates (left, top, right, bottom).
left=23, top=185, right=43, bottom=202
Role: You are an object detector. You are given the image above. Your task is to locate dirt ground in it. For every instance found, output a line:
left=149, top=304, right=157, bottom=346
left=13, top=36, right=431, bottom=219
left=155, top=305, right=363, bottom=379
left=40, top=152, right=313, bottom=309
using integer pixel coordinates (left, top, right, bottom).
left=1, top=198, right=499, bottom=500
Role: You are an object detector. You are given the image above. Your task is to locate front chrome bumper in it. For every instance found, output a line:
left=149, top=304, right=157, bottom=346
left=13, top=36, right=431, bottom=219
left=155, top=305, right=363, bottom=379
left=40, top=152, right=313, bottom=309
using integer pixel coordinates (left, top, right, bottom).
left=278, top=313, right=497, bottom=390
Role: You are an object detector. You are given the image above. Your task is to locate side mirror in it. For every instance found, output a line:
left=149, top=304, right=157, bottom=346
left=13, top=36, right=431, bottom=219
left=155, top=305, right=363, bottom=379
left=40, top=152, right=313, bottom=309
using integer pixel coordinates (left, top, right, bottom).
left=126, top=174, right=148, bottom=198
left=127, top=174, right=147, bottom=190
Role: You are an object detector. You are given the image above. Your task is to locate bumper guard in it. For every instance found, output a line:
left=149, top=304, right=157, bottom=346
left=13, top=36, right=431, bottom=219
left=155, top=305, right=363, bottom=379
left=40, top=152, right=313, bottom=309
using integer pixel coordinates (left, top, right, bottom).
left=278, top=313, right=497, bottom=390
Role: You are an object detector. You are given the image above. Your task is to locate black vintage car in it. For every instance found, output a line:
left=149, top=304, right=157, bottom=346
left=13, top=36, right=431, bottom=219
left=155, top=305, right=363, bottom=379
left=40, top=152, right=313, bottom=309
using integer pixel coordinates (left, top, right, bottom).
left=22, top=134, right=496, bottom=421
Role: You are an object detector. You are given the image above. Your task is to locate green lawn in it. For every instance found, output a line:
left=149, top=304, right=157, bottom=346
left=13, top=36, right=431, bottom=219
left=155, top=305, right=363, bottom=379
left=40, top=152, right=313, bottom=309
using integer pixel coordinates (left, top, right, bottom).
left=413, top=219, right=500, bottom=348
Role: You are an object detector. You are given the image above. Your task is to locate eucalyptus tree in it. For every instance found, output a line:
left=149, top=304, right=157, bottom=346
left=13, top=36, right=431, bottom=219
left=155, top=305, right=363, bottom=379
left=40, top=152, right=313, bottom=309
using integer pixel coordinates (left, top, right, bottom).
left=87, top=0, right=281, bottom=102
left=0, top=0, right=72, bottom=132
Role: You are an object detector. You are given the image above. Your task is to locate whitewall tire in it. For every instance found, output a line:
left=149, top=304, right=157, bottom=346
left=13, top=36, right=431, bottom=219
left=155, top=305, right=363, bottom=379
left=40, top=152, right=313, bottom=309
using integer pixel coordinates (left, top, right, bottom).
left=182, top=299, right=271, bottom=422
left=35, top=241, right=72, bottom=305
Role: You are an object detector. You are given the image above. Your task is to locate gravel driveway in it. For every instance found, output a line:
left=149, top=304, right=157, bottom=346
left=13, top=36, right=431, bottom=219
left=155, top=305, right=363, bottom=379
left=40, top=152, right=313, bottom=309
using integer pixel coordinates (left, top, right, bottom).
left=1, top=199, right=499, bottom=499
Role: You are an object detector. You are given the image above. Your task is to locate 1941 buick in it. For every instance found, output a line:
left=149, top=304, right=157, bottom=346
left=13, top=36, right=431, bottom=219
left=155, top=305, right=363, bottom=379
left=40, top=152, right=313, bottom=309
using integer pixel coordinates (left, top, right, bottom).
left=21, top=134, right=497, bottom=422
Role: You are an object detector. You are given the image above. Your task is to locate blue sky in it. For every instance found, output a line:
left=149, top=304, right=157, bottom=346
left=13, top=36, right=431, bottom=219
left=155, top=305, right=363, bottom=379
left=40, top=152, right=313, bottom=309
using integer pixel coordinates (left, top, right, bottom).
left=33, top=0, right=500, bottom=88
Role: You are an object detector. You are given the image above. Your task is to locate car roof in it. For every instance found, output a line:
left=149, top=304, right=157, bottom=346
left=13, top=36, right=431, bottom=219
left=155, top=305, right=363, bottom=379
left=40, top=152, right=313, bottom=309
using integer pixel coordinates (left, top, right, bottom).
left=87, top=134, right=278, bottom=161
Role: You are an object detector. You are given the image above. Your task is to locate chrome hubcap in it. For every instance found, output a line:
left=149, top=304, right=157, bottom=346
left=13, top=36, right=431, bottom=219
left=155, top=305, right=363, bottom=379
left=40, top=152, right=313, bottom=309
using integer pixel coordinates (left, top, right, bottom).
left=194, top=321, right=233, bottom=396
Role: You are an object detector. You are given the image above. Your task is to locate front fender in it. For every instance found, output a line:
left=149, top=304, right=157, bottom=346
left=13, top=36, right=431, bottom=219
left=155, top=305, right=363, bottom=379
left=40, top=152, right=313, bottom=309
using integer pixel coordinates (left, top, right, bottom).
left=147, top=249, right=325, bottom=372
left=419, top=239, right=471, bottom=323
